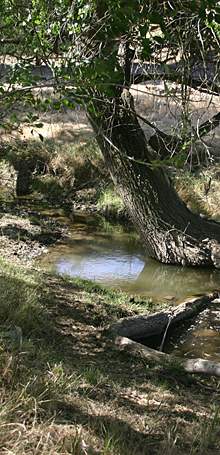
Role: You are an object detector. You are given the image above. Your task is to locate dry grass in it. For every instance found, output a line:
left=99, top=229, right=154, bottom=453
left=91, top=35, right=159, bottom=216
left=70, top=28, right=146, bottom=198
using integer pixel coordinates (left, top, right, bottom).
left=0, top=258, right=220, bottom=455
left=172, top=167, right=220, bottom=221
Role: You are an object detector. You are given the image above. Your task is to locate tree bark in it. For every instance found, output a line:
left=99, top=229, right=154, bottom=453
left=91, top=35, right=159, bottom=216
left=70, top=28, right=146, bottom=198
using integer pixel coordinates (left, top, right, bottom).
left=89, top=89, right=220, bottom=268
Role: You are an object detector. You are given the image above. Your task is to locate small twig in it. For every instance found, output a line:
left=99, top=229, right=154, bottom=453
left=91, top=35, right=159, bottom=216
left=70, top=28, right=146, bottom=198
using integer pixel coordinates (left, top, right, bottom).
left=194, top=378, right=220, bottom=392
left=159, top=309, right=175, bottom=352
left=204, top=177, right=212, bottom=197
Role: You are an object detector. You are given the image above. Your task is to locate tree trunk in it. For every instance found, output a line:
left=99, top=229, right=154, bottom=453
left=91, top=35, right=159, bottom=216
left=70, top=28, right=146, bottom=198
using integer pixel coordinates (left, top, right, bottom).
left=89, top=89, right=220, bottom=268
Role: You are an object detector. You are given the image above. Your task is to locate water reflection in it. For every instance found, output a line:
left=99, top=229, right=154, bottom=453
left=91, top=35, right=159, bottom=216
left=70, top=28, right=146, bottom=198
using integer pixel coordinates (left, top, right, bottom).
left=39, top=233, right=145, bottom=289
left=134, top=262, right=220, bottom=303
left=37, top=212, right=220, bottom=303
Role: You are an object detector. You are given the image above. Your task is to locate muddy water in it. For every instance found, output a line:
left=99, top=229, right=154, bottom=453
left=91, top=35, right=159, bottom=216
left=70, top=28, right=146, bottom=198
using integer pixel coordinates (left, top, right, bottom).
left=36, top=211, right=220, bottom=361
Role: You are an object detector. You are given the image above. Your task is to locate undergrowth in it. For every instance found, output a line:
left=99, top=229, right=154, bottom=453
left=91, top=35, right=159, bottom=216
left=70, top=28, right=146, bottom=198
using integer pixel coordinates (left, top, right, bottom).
left=1, top=134, right=220, bottom=223
left=172, top=166, right=220, bottom=221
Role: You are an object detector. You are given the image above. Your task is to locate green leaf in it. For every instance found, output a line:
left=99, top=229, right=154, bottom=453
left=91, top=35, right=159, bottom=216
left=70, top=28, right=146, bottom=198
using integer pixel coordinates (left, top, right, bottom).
left=164, top=63, right=170, bottom=76
left=53, top=101, right=61, bottom=110
left=154, top=36, right=164, bottom=45
left=189, top=1, right=197, bottom=13
left=140, top=25, right=148, bottom=37
left=151, top=11, right=162, bottom=24
left=10, top=113, right=17, bottom=123
left=87, top=105, right=94, bottom=113
left=120, top=7, right=134, bottom=16
left=199, top=4, right=206, bottom=18
left=142, top=38, right=151, bottom=57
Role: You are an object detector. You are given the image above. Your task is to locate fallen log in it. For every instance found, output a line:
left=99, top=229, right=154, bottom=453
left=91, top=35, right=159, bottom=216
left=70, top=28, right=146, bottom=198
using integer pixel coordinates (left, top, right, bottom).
left=110, top=294, right=214, bottom=340
left=108, top=293, right=220, bottom=378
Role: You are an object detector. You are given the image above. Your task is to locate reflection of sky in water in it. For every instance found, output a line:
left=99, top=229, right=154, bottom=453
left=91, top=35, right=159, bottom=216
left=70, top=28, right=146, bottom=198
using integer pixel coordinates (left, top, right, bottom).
left=56, top=245, right=145, bottom=287
left=38, top=231, right=220, bottom=304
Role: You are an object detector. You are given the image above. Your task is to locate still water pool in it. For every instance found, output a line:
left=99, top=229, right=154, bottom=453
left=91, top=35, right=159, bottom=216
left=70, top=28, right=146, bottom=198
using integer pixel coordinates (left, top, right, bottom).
left=37, top=212, right=220, bottom=303
left=36, top=211, right=220, bottom=361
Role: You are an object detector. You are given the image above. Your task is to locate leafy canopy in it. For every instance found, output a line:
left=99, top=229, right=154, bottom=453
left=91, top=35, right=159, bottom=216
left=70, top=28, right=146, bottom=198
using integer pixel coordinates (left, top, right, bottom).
left=1, top=0, right=220, bottom=131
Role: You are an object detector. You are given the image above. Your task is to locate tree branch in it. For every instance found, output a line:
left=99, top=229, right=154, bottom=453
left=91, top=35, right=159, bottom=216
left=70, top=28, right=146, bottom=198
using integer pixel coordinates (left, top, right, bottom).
left=132, top=70, right=220, bottom=97
left=0, top=38, right=24, bottom=44
left=116, top=335, right=220, bottom=378
left=198, top=111, right=220, bottom=137
left=107, top=294, right=220, bottom=378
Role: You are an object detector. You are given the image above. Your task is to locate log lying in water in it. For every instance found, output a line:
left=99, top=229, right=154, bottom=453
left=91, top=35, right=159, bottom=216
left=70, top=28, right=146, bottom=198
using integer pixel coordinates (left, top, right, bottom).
left=109, top=293, right=220, bottom=378
left=110, top=295, right=214, bottom=339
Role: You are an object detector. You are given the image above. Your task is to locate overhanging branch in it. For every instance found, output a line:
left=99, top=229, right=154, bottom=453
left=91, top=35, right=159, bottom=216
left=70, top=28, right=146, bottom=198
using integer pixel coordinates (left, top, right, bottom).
left=132, top=72, right=220, bottom=97
left=198, top=111, right=220, bottom=137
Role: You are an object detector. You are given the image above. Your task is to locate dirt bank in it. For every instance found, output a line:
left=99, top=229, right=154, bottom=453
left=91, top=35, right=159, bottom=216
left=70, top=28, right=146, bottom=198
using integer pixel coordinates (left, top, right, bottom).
left=0, top=202, right=70, bottom=264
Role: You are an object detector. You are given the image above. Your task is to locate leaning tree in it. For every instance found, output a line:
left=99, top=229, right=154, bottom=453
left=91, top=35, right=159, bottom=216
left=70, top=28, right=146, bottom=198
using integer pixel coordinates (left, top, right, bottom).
left=1, top=0, right=220, bottom=267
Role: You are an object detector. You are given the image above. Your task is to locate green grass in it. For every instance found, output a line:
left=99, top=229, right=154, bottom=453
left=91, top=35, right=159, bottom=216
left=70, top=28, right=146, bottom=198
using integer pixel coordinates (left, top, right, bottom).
left=96, top=182, right=125, bottom=216
left=0, top=259, right=50, bottom=335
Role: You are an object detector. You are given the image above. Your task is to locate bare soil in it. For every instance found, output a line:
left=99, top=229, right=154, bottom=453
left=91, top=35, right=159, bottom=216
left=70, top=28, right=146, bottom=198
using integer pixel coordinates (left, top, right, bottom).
left=0, top=202, right=70, bottom=263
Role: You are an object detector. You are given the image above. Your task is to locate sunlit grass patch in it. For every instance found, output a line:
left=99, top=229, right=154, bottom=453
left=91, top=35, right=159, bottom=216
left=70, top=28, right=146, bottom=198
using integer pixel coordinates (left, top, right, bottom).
left=173, top=166, right=220, bottom=221
left=0, top=259, right=52, bottom=337
left=96, top=182, right=124, bottom=217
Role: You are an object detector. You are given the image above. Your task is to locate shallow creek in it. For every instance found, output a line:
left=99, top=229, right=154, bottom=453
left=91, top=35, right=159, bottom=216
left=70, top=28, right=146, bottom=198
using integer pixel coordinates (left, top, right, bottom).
left=36, top=211, right=220, bottom=362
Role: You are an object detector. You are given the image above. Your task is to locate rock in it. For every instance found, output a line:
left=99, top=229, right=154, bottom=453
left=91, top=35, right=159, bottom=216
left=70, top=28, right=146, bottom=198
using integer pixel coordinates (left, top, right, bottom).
left=1, top=325, right=23, bottom=345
